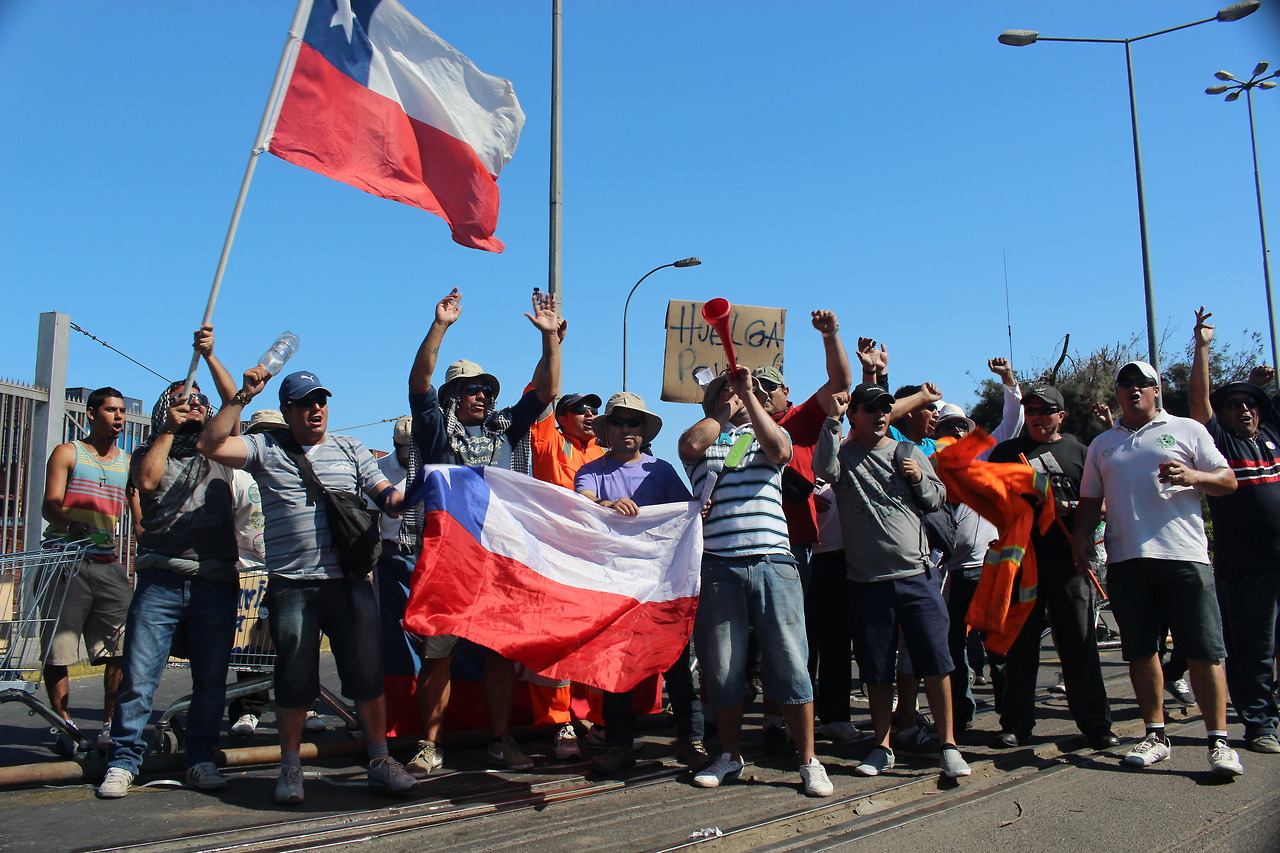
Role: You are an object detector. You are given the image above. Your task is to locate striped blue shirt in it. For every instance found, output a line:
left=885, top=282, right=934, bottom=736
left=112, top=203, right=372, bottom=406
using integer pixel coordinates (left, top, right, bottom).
left=685, top=424, right=792, bottom=558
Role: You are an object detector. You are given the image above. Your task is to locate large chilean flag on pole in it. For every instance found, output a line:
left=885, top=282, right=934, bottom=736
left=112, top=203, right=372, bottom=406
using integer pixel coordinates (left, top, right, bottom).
left=267, top=0, right=526, bottom=251
left=404, top=466, right=703, bottom=694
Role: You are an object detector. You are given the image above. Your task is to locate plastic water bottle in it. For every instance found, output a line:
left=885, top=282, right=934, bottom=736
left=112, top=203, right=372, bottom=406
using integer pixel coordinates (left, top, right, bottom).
left=257, top=332, right=300, bottom=376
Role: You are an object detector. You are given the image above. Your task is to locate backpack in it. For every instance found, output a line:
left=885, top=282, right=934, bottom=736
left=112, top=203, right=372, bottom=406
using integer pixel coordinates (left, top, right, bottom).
left=892, top=441, right=957, bottom=562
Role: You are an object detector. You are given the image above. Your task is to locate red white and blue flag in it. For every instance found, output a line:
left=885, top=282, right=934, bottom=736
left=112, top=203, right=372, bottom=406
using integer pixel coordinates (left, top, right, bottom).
left=268, top=0, right=525, bottom=251
left=403, top=466, right=703, bottom=694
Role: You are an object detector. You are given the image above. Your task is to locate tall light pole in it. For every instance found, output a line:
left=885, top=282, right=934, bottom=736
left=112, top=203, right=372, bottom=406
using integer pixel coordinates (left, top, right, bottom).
left=622, top=258, right=702, bottom=390
left=999, top=1, right=1261, bottom=376
left=1207, top=62, right=1279, bottom=375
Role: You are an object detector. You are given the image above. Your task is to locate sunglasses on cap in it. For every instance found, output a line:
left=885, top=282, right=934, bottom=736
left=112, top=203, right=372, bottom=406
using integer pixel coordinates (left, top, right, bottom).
left=1116, top=377, right=1157, bottom=390
left=567, top=404, right=596, bottom=415
left=607, top=414, right=646, bottom=429
left=1222, top=397, right=1260, bottom=411
left=287, top=394, right=328, bottom=408
left=460, top=383, right=494, bottom=398
left=1024, top=405, right=1062, bottom=417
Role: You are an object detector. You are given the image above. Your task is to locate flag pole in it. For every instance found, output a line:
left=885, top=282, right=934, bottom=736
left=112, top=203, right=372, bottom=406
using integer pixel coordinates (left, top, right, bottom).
left=547, top=0, right=563, bottom=311
left=181, top=0, right=314, bottom=393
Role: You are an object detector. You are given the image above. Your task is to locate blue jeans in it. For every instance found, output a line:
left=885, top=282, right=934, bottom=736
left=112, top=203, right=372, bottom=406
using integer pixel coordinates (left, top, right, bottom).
left=694, top=553, right=812, bottom=708
left=108, top=571, right=236, bottom=773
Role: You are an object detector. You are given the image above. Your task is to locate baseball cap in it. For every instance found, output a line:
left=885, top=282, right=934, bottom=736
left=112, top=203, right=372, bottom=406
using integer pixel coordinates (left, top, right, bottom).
left=1022, top=384, right=1066, bottom=410
left=1115, top=361, right=1159, bottom=386
left=556, top=393, right=602, bottom=416
left=278, top=371, right=332, bottom=405
left=850, top=382, right=895, bottom=409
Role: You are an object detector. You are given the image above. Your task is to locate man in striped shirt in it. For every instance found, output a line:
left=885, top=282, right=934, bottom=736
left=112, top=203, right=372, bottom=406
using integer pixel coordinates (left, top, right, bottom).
left=677, top=367, right=833, bottom=798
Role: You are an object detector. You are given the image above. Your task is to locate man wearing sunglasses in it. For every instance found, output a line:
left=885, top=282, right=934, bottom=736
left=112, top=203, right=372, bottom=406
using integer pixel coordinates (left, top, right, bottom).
left=403, top=287, right=562, bottom=774
left=678, top=366, right=834, bottom=797
left=199, top=364, right=412, bottom=803
left=99, top=327, right=243, bottom=798
left=1189, top=306, right=1280, bottom=757
left=1075, top=358, right=1241, bottom=777
left=987, top=384, right=1117, bottom=752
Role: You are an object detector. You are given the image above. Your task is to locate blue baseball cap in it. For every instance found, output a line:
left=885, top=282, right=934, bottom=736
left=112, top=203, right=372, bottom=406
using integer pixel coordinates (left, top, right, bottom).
left=278, top=371, right=332, bottom=405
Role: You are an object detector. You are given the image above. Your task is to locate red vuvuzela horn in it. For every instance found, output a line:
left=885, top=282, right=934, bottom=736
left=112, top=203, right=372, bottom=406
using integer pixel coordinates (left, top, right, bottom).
left=701, top=298, right=739, bottom=374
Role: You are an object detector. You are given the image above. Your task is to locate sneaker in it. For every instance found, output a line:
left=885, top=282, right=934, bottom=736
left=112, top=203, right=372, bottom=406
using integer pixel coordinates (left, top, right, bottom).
left=231, top=714, right=259, bottom=736
left=940, top=746, right=971, bottom=778
left=762, top=723, right=793, bottom=755
left=185, top=761, right=227, bottom=791
left=1122, top=732, right=1171, bottom=768
left=96, top=767, right=134, bottom=799
left=553, top=723, right=580, bottom=760
left=675, top=739, right=712, bottom=771
left=304, top=711, right=327, bottom=733
left=590, top=744, right=636, bottom=775
left=692, top=753, right=744, bottom=788
left=1246, top=732, right=1280, bottom=754
left=1208, top=740, right=1244, bottom=777
left=1048, top=672, right=1067, bottom=696
left=1165, top=678, right=1194, bottom=706
left=408, top=740, right=443, bottom=775
left=800, top=757, right=834, bottom=797
left=487, top=735, right=534, bottom=770
left=855, top=746, right=895, bottom=777
left=819, top=721, right=874, bottom=744
left=891, top=724, right=940, bottom=757
left=368, top=756, right=415, bottom=792
left=275, top=764, right=304, bottom=805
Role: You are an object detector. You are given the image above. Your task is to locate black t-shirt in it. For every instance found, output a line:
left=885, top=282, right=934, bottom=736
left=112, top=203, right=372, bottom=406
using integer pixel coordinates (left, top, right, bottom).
left=989, top=433, right=1087, bottom=561
left=1205, top=416, right=1280, bottom=564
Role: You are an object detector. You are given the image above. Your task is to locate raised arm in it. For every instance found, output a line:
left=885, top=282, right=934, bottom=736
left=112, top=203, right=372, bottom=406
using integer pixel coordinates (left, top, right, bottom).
left=856, top=337, right=889, bottom=389
left=197, top=366, right=271, bottom=467
left=1189, top=306, right=1213, bottom=425
left=889, top=382, right=942, bottom=424
left=526, top=292, right=562, bottom=405
left=134, top=399, right=203, bottom=493
left=409, top=288, right=462, bottom=394
left=811, top=310, right=853, bottom=395
left=735, top=369, right=792, bottom=465
left=813, top=391, right=848, bottom=484
left=194, top=325, right=238, bottom=411
left=988, top=358, right=1024, bottom=445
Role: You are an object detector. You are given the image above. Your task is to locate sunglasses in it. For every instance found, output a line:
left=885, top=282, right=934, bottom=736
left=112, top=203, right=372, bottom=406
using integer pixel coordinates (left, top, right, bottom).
left=1221, top=398, right=1259, bottom=411
left=860, top=401, right=894, bottom=415
left=567, top=404, right=596, bottom=415
left=607, top=415, right=646, bottom=429
left=1116, top=378, right=1157, bottom=390
left=1024, top=406, right=1062, bottom=417
left=288, top=395, right=328, bottom=408
left=756, top=378, right=782, bottom=393
left=172, top=393, right=210, bottom=409
left=460, top=383, right=494, bottom=398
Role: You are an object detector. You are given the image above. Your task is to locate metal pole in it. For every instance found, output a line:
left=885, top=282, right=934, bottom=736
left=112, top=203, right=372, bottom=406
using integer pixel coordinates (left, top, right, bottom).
left=178, top=0, right=313, bottom=394
left=622, top=264, right=674, bottom=391
left=1124, top=41, right=1161, bottom=374
left=547, top=0, right=563, bottom=309
left=1246, top=86, right=1279, bottom=376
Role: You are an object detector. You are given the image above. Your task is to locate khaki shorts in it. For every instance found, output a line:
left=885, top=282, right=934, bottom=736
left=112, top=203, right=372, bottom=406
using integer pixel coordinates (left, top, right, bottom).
left=43, top=558, right=133, bottom=666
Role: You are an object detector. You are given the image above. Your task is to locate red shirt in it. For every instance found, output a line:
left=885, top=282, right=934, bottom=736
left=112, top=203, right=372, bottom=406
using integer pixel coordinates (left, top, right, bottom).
left=775, top=393, right=828, bottom=546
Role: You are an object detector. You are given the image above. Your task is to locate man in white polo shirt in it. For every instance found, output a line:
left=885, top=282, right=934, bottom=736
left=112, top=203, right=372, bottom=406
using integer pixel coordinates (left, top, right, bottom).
left=1073, top=360, right=1240, bottom=777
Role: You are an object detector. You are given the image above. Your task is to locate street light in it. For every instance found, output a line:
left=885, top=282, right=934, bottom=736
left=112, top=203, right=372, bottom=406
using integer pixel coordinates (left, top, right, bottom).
left=622, top=257, right=702, bottom=391
left=999, top=1, right=1261, bottom=375
left=1207, top=61, right=1280, bottom=377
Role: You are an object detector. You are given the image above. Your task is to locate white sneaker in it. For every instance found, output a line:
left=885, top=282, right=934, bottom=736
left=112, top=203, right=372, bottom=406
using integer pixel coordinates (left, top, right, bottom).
left=940, top=746, right=972, bottom=778
left=185, top=761, right=227, bottom=791
left=96, top=767, right=134, bottom=799
left=855, top=746, right=895, bottom=777
left=304, top=711, right=327, bottom=733
left=231, top=714, right=259, bottom=736
left=692, top=753, right=744, bottom=788
left=368, top=756, right=415, bottom=792
left=819, top=721, right=874, bottom=743
left=800, top=757, right=834, bottom=797
left=275, top=764, right=305, bottom=805
left=553, top=723, right=580, bottom=759
left=408, top=740, right=443, bottom=775
left=1208, top=741, right=1244, bottom=778
left=1123, top=732, right=1171, bottom=768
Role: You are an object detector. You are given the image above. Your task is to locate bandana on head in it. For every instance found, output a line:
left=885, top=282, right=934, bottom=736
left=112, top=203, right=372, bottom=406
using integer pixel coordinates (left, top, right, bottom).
left=133, top=384, right=214, bottom=528
left=438, top=381, right=530, bottom=474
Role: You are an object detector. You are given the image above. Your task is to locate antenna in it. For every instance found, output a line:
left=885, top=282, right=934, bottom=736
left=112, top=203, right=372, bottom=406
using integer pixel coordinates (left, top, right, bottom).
left=1003, top=250, right=1014, bottom=362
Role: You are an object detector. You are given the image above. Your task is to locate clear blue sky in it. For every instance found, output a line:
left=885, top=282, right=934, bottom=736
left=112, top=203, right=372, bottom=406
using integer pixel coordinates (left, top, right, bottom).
left=2, top=1, right=1278, bottom=461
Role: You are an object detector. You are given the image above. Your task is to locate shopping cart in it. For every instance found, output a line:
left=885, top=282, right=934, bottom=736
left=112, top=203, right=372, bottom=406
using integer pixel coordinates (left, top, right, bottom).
left=153, top=570, right=359, bottom=753
left=0, top=541, right=95, bottom=756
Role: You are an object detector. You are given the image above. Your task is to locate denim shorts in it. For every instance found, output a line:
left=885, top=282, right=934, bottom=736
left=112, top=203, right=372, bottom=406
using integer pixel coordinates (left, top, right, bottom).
left=693, top=553, right=813, bottom=707
left=1107, top=559, right=1227, bottom=662
left=267, top=575, right=385, bottom=707
left=848, top=572, right=953, bottom=685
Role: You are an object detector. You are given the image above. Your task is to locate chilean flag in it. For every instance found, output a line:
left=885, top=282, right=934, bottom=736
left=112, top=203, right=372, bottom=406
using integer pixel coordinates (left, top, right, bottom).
left=268, top=0, right=525, bottom=251
left=404, top=466, right=703, bottom=694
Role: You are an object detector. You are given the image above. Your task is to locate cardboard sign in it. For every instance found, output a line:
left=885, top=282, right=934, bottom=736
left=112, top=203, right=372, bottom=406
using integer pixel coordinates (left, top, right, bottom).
left=661, top=301, right=787, bottom=403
